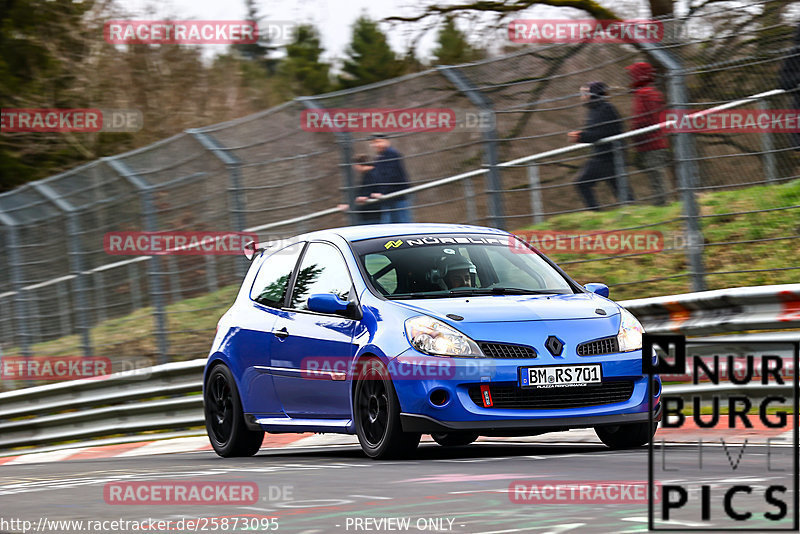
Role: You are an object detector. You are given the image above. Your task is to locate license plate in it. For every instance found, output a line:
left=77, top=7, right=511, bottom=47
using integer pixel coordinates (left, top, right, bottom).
left=520, top=364, right=602, bottom=388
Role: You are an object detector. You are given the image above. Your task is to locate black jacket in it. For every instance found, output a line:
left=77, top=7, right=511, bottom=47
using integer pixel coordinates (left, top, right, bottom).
left=373, top=146, right=409, bottom=195
left=578, top=98, right=623, bottom=161
left=355, top=169, right=379, bottom=212
left=779, top=25, right=800, bottom=103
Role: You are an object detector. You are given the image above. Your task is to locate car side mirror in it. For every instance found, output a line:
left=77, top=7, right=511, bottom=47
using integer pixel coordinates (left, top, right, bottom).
left=243, top=240, right=263, bottom=261
left=584, top=283, right=609, bottom=298
left=308, top=293, right=351, bottom=315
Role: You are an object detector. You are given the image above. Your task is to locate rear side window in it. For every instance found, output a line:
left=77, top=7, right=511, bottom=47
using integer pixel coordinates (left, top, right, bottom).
left=250, top=243, right=304, bottom=308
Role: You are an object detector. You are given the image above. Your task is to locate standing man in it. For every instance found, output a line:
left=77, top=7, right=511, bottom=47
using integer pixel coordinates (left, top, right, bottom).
left=779, top=24, right=800, bottom=150
left=626, top=62, right=670, bottom=205
left=568, top=81, right=625, bottom=210
left=368, top=134, right=413, bottom=224
left=353, top=154, right=381, bottom=224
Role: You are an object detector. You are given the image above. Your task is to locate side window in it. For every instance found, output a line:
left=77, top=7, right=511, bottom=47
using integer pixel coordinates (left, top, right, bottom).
left=250, top=243, right=304, bottom=308
left=289, top=242, right=352, bottom=310
left=364, top=253, right=397, bottom=294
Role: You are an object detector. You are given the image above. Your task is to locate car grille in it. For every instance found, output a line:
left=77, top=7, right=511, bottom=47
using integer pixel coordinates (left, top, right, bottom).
left=576, top=336, right=619, bottom=356
left=478, top=342, right=537, bottom=359
left=468, top=381, right=634, bottom=409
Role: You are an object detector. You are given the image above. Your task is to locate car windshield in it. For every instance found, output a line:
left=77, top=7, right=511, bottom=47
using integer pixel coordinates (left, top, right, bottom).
left=352, top=234, right=574, bottom=299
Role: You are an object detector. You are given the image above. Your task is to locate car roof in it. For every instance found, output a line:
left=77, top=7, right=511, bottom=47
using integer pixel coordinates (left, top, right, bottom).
left=297, top=223, right=509, bottom=243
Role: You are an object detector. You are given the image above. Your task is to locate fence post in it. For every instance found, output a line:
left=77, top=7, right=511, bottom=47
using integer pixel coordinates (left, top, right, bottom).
left=527, top=164, right=545, bottom=225
left=93, top=270, right=107, bottom=323
left=55, top=281, right=71, bottom=338
left=104, top=157, right=170, bottom=364
left=188, top=129, right=250, bottom=279
left=297, top=98, right=360, bottom=225
left=759, top=99, right=777, bottom=183
left=438, top=66, right=506, bottom=229
left=30, top=182, right=93, bottom=356
left=204, top=255, right=219, bottom=293
left=462, top=177, right=478, bottom=224
left=641, top=43, right=707, bottom=292
left=164, top=256, right=183, bottom=303
left=0, top=292, right=11, bottom=358
left=613, top=141, right=633, bottom=204
left=28, top=291, right=42, bottom=346
left=128, top=261, right=143, bottom=312
left=669, top=79, right=706, bottom=292
left=0, top=214, right=31, bottom=357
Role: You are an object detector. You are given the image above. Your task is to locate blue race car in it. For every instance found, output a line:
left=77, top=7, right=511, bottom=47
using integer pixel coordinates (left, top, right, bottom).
left=204, top=224, right=661, bottom=459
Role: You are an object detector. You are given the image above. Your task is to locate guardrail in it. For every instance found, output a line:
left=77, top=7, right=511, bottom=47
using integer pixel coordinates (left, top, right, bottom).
left=620, top=283, right=800, bottom=335
left=0, top=359, right=204, bottom=451
left=0, top=283, right=797, bottom=454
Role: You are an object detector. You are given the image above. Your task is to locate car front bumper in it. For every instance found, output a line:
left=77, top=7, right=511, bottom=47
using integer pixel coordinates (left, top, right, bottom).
left=390, top=347, right=661, bottom=435
left=401, top=404, right=662, bottom=434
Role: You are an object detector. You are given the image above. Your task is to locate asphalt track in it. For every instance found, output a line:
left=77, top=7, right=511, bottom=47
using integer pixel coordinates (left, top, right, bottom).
left=0, top=437, right=796, bottom=534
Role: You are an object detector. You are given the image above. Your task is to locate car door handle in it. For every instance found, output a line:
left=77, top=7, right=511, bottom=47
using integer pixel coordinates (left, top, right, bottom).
left=273, top=327, right=289, bottom=339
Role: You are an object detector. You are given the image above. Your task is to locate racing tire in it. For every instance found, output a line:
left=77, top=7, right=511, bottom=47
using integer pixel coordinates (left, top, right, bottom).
left=595, top=421, right=657, bottom=449
left=354, top=358, right=421, bottom=459
left=205, top=364, right=264, bottom=457
left=431, top=432, right=479, bottom=447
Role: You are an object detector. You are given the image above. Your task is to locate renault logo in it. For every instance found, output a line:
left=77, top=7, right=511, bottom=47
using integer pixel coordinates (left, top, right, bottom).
left=384, top=239, right=403, bottom=249
left=545, top=335, right=565, bottom=357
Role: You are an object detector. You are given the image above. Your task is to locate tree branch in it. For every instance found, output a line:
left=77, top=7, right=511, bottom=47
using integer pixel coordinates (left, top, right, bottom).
left=386, top=0, right=620, bottom=24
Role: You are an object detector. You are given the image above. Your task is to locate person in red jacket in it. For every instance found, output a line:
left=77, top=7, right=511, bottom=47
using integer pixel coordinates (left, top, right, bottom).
left=626, top=62, right=670, bottom=206
left=779, top=24, right=800, bottom=150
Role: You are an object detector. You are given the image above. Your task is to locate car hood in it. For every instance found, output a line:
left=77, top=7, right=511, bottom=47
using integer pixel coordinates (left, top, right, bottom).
left=393, top=292, right=620, bottom=323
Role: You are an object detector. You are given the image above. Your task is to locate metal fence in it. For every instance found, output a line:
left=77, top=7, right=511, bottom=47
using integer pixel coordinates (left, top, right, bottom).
left=1, top=3, right=798, bottom=373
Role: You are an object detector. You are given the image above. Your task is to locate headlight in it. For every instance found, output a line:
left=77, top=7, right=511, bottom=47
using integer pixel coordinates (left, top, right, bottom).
left=404, top=315, right=485, bottom=357
left=617, top=308, right=644, bottom=352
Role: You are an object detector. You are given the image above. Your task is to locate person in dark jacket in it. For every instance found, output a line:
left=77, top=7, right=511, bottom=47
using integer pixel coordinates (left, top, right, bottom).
left=352, top=154, right=382, bottom=224
left=626, top=62, right=670, bottom=205
left=368, top=134, right=413, bottom=224
left=779, top=24, right=800, bottom=150
left=568, top=81, right=625, bottom=210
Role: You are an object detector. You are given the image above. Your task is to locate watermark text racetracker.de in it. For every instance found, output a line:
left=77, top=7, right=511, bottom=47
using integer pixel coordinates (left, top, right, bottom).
left=510, top=230, right=664, bottom=255
left=507, top=18, right=728, bottom=43
left=1, top=356, right=151, bottom=381
left=302, top=356, right=496, bottom=381
left=103, top=20, right=297, bottom=46
left=1, top=109, right=142, bottom=133
left=104, top=20, right=257, bottom=44
left=663, top=109, right=800, bottom=133
left=104, top=231, right=258, bottom=256
left=509, top=19, right=663, bottom=43
left=509, top=480, right=661, bottom=504
left=104, top=481, right=259, bottom=505
left=301, top=108, right=494, bottom=133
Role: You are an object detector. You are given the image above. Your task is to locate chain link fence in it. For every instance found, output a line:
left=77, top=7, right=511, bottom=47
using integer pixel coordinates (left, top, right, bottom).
left=1, top=3, right=798, bottom=383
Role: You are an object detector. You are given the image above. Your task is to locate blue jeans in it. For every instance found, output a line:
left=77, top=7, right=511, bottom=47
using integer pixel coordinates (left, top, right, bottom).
left=379, top=197, right=413, bottom=224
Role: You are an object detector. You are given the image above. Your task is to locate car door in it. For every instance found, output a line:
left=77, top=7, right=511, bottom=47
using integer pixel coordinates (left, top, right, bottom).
left=237, top=242, right=305, bottom=416
left=269, top=241, right=358, bottom=418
